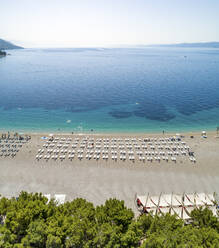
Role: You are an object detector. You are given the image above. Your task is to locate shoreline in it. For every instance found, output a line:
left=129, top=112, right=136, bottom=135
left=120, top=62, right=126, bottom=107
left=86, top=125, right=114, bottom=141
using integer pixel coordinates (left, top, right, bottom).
left=0, top=125, right=218, bottom=135
left=1, top=130, right=218, bottom=137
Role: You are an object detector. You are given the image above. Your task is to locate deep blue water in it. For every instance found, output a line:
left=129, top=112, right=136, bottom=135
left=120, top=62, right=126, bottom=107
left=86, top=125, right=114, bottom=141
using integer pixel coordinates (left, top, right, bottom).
left=0, top=47, right=219, bottom=133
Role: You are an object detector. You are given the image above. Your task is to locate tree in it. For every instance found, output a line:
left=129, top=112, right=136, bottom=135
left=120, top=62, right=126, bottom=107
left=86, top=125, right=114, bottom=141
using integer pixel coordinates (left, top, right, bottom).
left=190, top=207, right=219, bottom=231
left=0, top=192, right=218, bottom=248
left=21, top=220, right=47, bottom=247
left=96, top=198, right=134, bottom=232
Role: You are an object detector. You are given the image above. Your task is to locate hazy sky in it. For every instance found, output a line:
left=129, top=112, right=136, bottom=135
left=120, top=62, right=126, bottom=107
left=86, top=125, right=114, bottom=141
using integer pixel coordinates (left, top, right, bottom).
left=1, top=0, right=219, bottom=47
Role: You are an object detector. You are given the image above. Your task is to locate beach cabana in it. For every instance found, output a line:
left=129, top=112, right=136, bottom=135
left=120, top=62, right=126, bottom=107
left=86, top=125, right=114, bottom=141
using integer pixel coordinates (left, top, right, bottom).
left=171, top=206, right=183, bottom=218
left=171, top=194, right=182, bottom=206
left=184, top=193, right=195, bottom=206
left=136, top=192, right=218, bottom=221
left=54, top=194, right=66, bottom=205
left=157, top=194, right=171, bottom=215
left=182, top=208, right=190, bottom=220
left=195, top=193, right=207, bottom=206
left=145, top=195, right=157, bottom=215
left=207, top=193, right=215, bottom=204
left=150, top=194, right=160, bottom=206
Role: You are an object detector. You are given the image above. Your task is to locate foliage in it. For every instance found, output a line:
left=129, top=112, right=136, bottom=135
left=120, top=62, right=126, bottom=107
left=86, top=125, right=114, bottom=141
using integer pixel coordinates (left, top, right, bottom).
left=0, top=192, right=218, bottom=247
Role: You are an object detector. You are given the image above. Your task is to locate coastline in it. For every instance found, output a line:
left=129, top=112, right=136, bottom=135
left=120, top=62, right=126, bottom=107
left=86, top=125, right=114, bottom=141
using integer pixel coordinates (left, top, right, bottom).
left=1, top=129, right=218, bottom=137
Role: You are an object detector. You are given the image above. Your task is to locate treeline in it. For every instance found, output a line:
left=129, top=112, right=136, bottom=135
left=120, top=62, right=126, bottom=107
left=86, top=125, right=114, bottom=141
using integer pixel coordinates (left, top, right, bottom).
left=0, top=192, right=219, bottom=248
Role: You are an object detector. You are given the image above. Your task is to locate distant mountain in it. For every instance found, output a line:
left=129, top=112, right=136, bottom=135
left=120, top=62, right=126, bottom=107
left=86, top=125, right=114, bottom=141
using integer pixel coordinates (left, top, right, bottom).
left=0, top=50, right=7, bottom=56
left=0, top=38, right=23, bottom=50
left=146, top=42, right=219, bottom=48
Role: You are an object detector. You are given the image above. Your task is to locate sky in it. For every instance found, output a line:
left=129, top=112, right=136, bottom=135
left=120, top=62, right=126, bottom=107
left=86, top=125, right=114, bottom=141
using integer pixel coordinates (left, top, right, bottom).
left=1, top=0, right=219, bottom=48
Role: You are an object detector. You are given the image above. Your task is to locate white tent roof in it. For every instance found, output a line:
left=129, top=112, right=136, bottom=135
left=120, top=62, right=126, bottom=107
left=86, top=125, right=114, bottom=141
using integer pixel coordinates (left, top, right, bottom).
left=205, top=195, right=214, bottom=205
left=146, top=197, right=156, bottom=208
left=136, top=192, right=217, bottom=220
left=195, top=193, right=206, bottom=205
left=182, top=209, right=191, bottom=220
left=184, top=196, right=191, bottom=206
left=184, top=194, right=195, bottom=206
left=159, top=195, right=170, bottom=207
left=138, top=196, right=148, bottom=206
left=171, top=207, right=182, bottom=218
left=163, top=194, right=172, bottom=205
left=150, top=195, right=160, bottom=206
left=172, top=194, right=183, bottom=206
left=207, top=193, right=215, bottom=203
left=54, top=194, right=66, bottom=205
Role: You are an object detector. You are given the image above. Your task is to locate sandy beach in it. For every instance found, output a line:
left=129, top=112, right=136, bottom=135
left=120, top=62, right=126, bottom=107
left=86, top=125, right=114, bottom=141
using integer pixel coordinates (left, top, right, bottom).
left=0, top=131, right=219, bottom=214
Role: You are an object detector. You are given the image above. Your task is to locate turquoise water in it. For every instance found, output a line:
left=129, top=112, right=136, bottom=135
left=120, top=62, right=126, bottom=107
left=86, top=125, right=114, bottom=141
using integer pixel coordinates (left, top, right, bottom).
left=0, top=47, right=219, bottom=133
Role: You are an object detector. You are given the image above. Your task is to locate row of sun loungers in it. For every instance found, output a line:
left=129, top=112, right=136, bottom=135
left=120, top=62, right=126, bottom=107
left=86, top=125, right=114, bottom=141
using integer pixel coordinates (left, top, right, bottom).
left=0, top=138, right=28, bottom=159
left=38, top=148, right=186, bottom=155
left=0, top=139, right=27, bottom=144
left=50, top=137, right=183, bottom=142
left=36, top=153, right=179, bottom=162
left=36, top=136, right=195, bottom=163
left=43, top=143, right=189, bottom=150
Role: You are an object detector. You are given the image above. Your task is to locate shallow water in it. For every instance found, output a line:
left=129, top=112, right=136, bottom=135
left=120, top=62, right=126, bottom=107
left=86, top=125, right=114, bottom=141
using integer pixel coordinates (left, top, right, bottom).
left=0, top=47, right=219, bottom=133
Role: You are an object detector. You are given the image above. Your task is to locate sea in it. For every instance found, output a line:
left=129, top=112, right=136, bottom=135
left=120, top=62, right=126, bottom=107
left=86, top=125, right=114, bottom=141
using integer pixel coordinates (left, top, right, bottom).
left=0, top=47, right=219, bottom=134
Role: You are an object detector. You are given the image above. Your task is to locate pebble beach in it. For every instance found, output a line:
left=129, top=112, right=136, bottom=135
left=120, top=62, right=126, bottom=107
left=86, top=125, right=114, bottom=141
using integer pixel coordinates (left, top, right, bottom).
left=0, top=131, right=219, bottom=214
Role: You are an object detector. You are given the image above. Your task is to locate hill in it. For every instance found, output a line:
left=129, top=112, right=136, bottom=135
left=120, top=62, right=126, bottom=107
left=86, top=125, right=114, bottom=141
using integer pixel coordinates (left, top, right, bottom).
left=0, top=50, right=7, bottom=56
left=0, top=38, right=23, bottom=50
left=146, top=42, right=219, bottom=48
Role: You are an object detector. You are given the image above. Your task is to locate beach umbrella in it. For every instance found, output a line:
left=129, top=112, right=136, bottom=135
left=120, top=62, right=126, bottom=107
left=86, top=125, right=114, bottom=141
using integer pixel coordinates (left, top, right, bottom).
left=202, top=131, right=206, bottom=136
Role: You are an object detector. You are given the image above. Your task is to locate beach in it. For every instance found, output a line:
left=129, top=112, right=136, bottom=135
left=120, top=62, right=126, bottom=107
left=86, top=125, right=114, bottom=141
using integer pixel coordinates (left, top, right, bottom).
left=0, top=131, right=219, bottom=214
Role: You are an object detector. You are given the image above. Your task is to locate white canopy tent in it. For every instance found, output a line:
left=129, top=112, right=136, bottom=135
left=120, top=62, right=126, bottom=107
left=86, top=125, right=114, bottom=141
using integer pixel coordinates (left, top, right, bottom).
left=172, top=194, right=183, bottom=206
left=184, top=194, right=195, bottom=206
left=195, top=193, right=206, bottom=206
left=171, top=206, right=183, bottom=218
left=159, top=194, right=171, bottom=207
left=136, top=192, right=218, bottom=221
left=54, top=194, right=66, bottom=205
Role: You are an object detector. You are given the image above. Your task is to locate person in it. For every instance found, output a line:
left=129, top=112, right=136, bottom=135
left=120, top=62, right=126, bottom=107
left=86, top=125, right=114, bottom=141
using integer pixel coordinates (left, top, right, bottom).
left=137, top=198, right=142, bottom=207
left=163, top=130, right=165, bottom=135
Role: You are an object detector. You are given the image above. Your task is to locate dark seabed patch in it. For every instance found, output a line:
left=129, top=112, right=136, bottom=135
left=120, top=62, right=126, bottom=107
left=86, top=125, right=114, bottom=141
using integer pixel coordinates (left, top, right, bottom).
left=134, top=104, right=176, bottom=121
left=108, top=110, right=133, bottom=119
